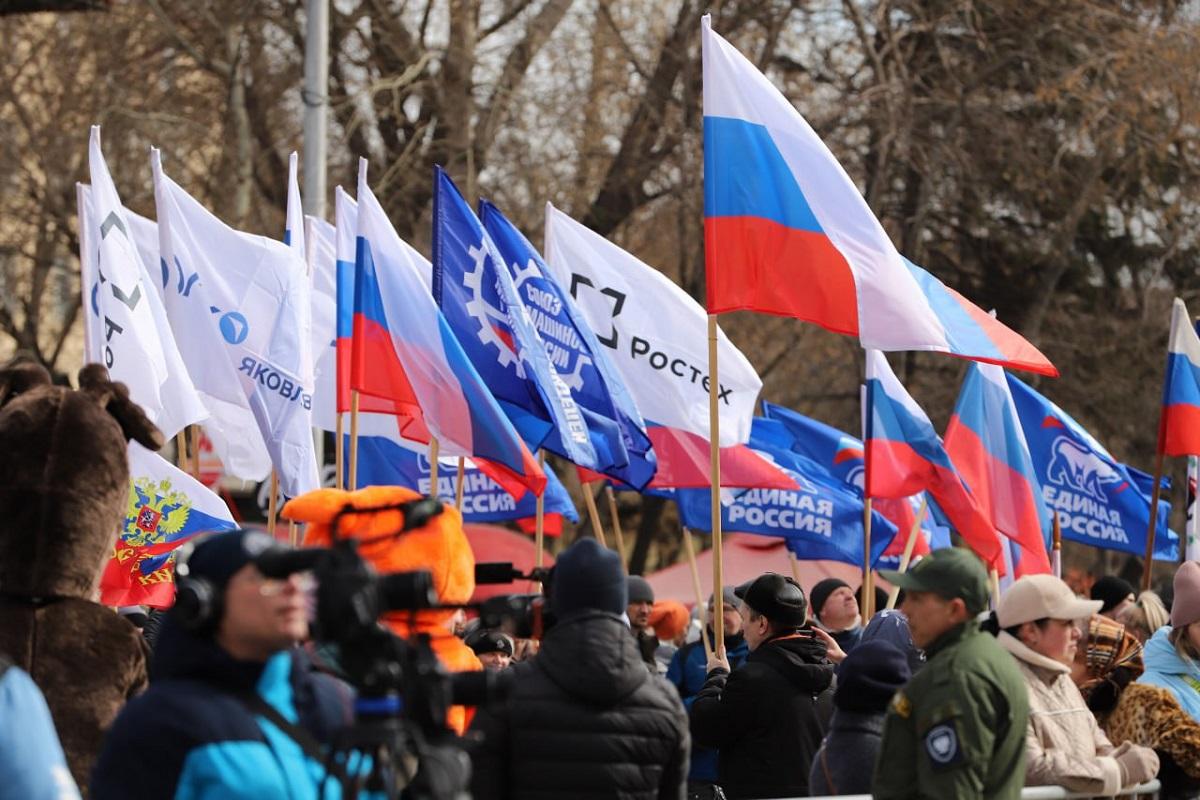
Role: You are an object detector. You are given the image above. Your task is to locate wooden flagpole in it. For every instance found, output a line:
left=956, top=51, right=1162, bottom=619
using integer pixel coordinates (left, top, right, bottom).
left=429, top=437, right=441, bottom=500
left=348, top=390, right=361, bottom=491
left=267, top=471, right=279, bottom=538
left=1143, top=449, right=1167, bottom=591
left=175, top=431, right=187, bottom=470
left=189, top=425, right=201, bottom=480
left=862, top=499, right=875, bottom=620
left=1051, top=512, right=1062, bottom=579
left=288, top=520, right=298, bottom=547
left=454, top=456, right=466, bottom=510
left=707, top=314, right=725, bottom=654
left=605, top=486, right=628, bottom=570
left=683, top=527, right=713, bottom=659
left=534, top=450, right=546, bottom=569
left=335, top=412, right=344, bottom=490
left=786, top=550, right=804, bottom=590
left=886, top=496, right=927, bottom=610
left=989, top=568, right=1002, bottom=608
left=582, top=481, right=608, bottom=548
left=860, top=365, right=875, bottom=622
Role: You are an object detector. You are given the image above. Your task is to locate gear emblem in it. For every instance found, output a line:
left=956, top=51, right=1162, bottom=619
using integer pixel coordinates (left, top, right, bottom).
left=463, top=243, right=525, bottom=377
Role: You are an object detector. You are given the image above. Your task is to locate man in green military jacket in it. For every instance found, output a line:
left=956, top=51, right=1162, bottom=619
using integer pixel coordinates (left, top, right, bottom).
left=873, top=548, right=1029, bottom=799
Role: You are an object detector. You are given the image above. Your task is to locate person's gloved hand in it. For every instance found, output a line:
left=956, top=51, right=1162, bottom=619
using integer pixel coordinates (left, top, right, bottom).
left=1115, top=744, right=1160, bottom=787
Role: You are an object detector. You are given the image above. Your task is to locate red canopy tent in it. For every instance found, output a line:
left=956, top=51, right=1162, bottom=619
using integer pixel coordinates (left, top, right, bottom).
left=644, top=533, right=864, bottom=608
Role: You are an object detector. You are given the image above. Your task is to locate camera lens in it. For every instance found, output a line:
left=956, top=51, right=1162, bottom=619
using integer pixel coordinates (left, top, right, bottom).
left=378, top=570, right=438, bottom=611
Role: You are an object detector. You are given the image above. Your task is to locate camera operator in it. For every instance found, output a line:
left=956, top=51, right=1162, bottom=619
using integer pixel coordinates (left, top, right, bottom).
left=467, top=538, right=690, bottom=799
left=91, top=529, right=362, bottom=799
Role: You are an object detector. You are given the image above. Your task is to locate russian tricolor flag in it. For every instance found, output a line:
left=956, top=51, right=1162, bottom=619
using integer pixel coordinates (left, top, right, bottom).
left=352, top=160, right=545, bottom=498
left=701, top=17, right=1055, bottom=377
left=1160, top=298, right=1200, bottom=457
left=945, top=363, right=1052, bottom=576
left=864, top=351, right=1003, bottom=568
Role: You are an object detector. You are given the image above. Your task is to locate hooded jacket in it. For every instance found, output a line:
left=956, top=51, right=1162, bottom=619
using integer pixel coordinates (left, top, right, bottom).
left=666, top=631, right=749, bottom=783
left=467, top=611, right=690, bottom=800
left=1140, top=625, right=1200, bottom=721
left=91, top=620, right=357, bottom=800
left=690, top=630, right=834, bottom=799
left=999, top=631, right=1128, bottom=795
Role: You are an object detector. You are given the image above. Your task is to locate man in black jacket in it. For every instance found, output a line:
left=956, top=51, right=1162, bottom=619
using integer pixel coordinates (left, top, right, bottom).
left=690, top=573, right=834, bottom=799
left=468, top=538, right=689, bottom=799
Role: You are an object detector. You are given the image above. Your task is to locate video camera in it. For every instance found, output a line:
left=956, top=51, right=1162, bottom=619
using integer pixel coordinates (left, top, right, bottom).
left=251, top=495, right=554, bottom=799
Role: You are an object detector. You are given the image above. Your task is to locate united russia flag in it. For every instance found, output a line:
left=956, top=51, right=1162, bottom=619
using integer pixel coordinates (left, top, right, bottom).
left=701, top=16, right=1055, bottom=377
left=1160, top=298, right=1200, bottom=457
left=945, top=363, right=1052, bottom=575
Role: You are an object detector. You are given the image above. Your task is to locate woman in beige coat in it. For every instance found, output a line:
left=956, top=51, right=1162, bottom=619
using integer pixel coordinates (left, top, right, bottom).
left=995, top=574, right=1159, bottom=795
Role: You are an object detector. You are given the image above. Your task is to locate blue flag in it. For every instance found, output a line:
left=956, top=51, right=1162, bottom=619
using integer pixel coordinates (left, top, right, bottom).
left=675, top=418, right=896, bottom=567
left=1006, top=374, right=1179, bottom=560
left=432, top=167, right=601, bottom=470
left=348, top=436, right=579, bottom=525
left=479, top=200, right=657, bottom=489
left=760, top=401, right=950, bottom=552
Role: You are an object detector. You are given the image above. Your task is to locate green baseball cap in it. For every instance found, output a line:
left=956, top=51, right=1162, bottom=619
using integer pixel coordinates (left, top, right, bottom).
left=878, top=548, right=989, bottom=615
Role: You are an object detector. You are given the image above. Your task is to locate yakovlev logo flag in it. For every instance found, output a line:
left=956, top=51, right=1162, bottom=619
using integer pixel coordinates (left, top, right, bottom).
left=101, top=442, right=237, bottom=607
left=153, top=149, right=319, bottom=497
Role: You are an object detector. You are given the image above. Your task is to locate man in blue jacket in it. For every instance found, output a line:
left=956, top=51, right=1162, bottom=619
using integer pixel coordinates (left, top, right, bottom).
left=91, top=529, right=359, bottom=799
left=666, top=587, right=749, bottom=798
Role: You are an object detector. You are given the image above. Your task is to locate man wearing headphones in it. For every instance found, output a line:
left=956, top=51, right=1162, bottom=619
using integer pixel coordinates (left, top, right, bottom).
left=91, top=529, right=356, bottom=799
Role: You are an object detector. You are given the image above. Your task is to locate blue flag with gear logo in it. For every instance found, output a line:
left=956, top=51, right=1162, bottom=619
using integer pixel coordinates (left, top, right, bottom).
left=432, top=167, right=603, bottom=472
left=478, top=199, right=657, bottom=489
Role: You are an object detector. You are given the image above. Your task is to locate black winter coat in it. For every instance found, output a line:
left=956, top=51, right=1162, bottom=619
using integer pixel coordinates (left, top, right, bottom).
left=468, top=611, right=690, bottom=800
left=807, top=709, right=884, bottom=796
left=690, top=631, right=835, bottom=799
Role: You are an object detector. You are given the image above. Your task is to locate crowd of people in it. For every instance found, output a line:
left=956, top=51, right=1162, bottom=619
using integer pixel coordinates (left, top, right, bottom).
left=5, top=363, right=1200, bottom=799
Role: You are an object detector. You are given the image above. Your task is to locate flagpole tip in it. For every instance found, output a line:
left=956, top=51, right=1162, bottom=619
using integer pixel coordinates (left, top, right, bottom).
left=357, top=157, right=368, bottom=186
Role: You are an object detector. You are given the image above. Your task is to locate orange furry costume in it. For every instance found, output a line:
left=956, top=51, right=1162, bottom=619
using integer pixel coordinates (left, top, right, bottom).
left=282, top=486, right=481, bottom=734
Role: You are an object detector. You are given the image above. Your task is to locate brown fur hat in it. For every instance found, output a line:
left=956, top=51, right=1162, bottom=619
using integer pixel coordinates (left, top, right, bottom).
left=0, top=359, right=163, bottom=599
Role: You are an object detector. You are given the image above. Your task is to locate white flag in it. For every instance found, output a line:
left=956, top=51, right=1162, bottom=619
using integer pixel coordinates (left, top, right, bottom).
left=308, top=212, right=338, bottom=432
left=152, top=150, right=319, bottom=496
left=285, top=152, right=306, bottom=260
left=543, top=203, right=760, bottom=445
left=81, top=128, right=206, bottom=439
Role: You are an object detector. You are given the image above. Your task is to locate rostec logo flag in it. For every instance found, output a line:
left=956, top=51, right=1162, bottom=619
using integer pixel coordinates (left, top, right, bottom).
left=152, top=150, right=319, bottom=497
left=1007, top=373, right=1179, bottom=560
left=80, top=128, right=206, bottom=440
left=543, top=203, right=760, bottom=447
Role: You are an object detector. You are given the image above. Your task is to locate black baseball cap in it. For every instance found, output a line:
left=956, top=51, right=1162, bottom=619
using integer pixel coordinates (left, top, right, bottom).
left=734, top=573, right=807, bottom=627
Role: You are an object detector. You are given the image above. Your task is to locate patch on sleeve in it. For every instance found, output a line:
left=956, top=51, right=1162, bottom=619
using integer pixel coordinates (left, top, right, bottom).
left=924, top=721, right=964, bottom=770
left=890, top=690, right=911, bottom=719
